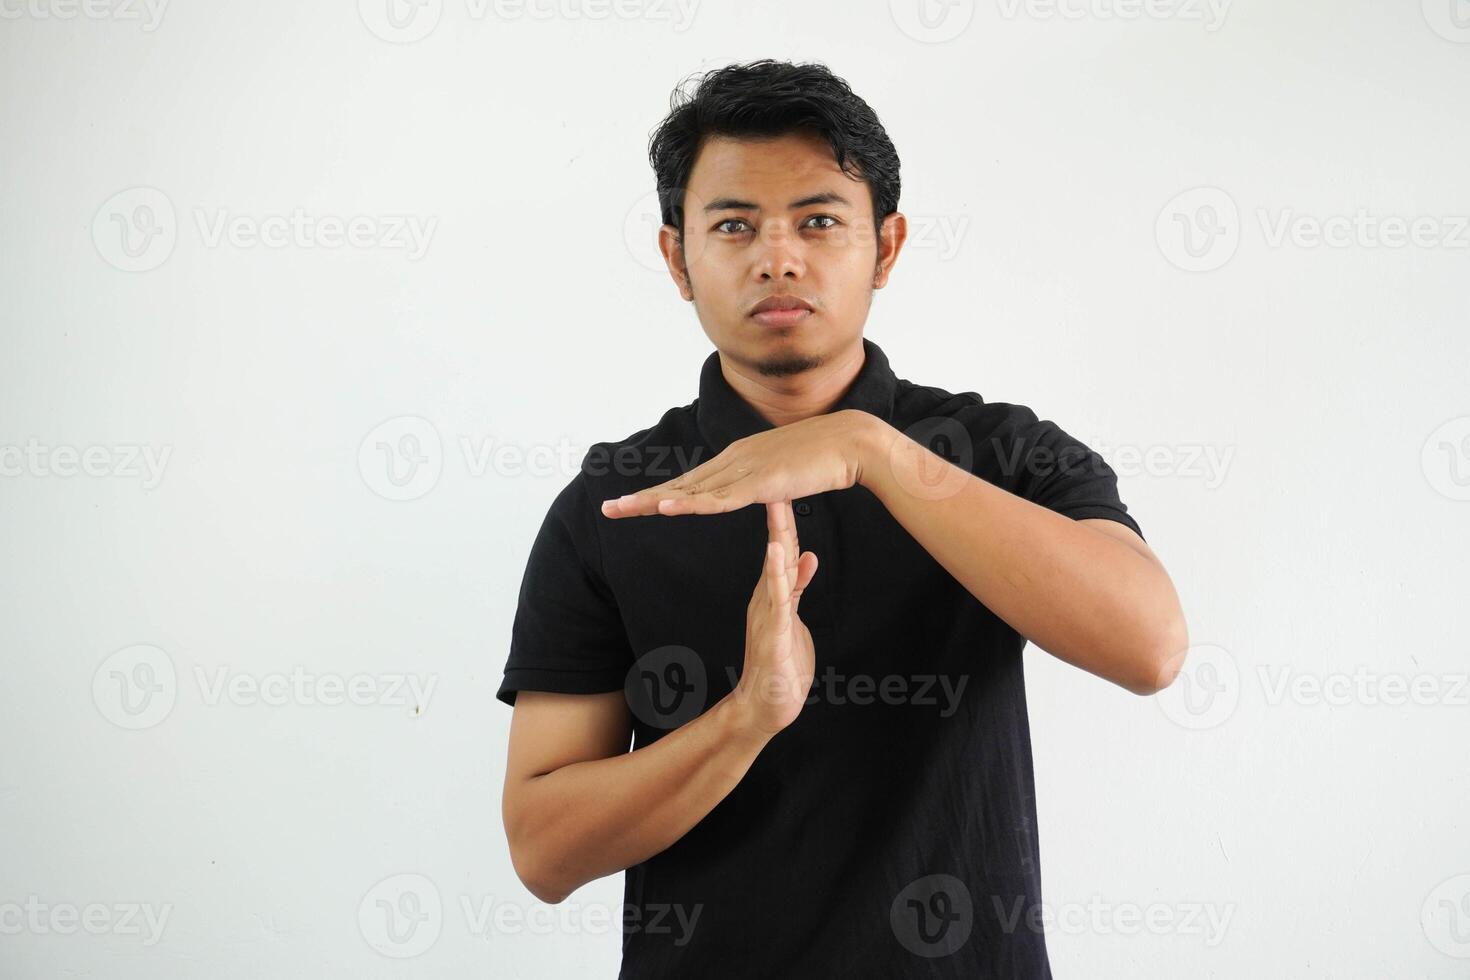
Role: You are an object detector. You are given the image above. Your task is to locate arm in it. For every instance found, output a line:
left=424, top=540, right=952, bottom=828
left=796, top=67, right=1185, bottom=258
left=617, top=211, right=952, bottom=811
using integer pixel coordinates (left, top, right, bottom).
left=855, top=416, right=1189, bottom=696
left=503, top=502, right=816, bottom=904
left=503, top=688, right=770, bottom=904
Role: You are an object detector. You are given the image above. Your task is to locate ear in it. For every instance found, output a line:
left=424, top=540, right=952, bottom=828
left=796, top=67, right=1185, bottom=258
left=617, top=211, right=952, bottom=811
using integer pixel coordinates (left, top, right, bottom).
left=658, top=224, right=693, bottom=301
left=873, top=211, right=908, bottom=289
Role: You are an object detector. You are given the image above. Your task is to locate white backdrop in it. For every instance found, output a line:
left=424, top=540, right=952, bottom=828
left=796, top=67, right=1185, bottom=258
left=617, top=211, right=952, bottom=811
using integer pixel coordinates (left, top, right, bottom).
left=2, top=1, right=1468, bottom=976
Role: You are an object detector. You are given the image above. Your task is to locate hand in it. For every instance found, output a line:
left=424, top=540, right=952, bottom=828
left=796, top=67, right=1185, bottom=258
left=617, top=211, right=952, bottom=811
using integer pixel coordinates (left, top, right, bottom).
left=599, top=410, right=879, bottom=518
left=731, top=501, right=819, bottom=737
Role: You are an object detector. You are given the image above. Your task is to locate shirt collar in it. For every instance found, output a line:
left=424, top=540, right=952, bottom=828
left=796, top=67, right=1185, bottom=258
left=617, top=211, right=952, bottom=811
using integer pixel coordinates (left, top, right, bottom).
left=695, top=337, right=898, bottom=456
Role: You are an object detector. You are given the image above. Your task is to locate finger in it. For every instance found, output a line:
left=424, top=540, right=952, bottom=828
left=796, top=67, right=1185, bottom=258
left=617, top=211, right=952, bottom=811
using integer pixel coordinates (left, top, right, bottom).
left=762, top=504, right=783, bottom=618
left=601, top=482, right=682, bottom=518
left=765, top=539, right=790, bottom=618
left=767, top=541, right=793, bottom=663
left=766, top=500, right=800, bottom=580
left=654, top=471, right=755, bottom=516
left=600, top=453, right=739, bottom=518
left=791, top=550, right=818, bottom=603
left=764, top=538, right=785, bottom=609
left=780, top=500, right=800, bottom=578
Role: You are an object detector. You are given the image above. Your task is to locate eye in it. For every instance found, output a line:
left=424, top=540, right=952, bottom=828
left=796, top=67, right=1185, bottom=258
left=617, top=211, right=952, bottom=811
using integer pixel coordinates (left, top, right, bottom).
left=714, top=215, right=840, bottom=235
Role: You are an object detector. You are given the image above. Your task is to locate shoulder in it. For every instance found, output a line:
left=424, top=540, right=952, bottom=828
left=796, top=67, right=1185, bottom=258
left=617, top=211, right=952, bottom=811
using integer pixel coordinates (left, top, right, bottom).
left=893, top=377, right=1053, bottom=443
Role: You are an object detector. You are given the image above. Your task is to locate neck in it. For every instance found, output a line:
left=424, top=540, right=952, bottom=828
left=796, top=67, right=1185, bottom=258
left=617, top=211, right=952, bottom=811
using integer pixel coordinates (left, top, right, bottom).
left=719, top=339, right=866, bottom=428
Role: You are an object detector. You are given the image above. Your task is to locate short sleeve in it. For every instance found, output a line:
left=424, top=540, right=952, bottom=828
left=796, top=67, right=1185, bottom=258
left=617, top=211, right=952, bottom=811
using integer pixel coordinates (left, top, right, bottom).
left=496, top=474, right=635, bottom=707
left=975, top=403, right=1145, bottom=542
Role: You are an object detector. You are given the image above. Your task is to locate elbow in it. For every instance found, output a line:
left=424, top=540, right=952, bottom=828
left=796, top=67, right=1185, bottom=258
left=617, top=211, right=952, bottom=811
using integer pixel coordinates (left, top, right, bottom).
left=1127, top=615, right=1190, bottom=696
left=507, top=839, right=571, bottom=905
left=526, top=879, right=571, bottom=906
left=504, top=797, right=571, bottom=905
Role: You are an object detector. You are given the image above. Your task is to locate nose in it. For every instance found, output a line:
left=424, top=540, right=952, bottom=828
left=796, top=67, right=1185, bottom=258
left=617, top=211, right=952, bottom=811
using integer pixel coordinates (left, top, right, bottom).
left=754, top=220, right=805, bottom=281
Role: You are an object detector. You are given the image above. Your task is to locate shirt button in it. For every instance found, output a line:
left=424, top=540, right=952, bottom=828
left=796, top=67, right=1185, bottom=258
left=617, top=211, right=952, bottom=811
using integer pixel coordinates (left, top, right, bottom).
left=794, top=501, right=812, bottom=516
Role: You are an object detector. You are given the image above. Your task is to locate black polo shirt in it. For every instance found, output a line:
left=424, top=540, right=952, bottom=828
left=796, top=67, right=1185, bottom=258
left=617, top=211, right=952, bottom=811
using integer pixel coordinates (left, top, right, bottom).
left=497, top=337, right=1143, bottom=978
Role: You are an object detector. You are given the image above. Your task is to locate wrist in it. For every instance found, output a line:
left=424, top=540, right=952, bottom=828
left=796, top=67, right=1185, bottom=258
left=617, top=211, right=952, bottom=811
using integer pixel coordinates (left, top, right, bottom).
left=851, top=412, right=897, bottom=494
left=714, top=688, right=776, bottom=751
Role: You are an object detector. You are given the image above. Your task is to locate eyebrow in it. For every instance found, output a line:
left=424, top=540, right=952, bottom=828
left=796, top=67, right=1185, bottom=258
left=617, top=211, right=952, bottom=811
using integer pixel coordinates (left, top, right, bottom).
left=702, top=192, right=853, bottom=213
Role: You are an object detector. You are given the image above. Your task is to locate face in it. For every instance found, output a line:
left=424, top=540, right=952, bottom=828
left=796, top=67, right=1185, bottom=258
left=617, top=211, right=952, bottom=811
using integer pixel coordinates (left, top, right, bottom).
left=658, top=131, right=906, bottom=380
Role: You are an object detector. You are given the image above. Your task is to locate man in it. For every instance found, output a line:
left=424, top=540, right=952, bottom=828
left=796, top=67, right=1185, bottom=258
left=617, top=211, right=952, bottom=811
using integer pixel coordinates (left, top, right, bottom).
left=498, top=59, right=1188, bottom=978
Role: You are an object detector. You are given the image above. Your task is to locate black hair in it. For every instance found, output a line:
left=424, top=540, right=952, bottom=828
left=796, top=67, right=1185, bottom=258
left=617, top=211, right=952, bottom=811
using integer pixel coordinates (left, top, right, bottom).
left=647, top=59, right=901, bottom=246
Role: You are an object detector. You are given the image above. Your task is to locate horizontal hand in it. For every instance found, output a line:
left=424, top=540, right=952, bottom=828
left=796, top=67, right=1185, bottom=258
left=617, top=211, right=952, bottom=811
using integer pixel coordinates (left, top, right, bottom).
left=600, top=409, right=882, bottom=518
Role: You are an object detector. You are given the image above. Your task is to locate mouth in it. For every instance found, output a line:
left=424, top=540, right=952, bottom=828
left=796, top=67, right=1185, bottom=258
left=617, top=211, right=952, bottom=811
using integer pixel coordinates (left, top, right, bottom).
left=748, top=295, right=814, bottom=328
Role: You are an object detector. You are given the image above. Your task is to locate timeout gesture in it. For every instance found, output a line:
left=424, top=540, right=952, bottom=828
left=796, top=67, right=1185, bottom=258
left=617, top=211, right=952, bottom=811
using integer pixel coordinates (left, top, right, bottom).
left=736, top=501, right=820, bottom=736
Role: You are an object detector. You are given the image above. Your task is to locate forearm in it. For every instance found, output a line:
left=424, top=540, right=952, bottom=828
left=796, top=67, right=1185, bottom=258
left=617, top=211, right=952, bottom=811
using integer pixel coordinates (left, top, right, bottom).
left=856, top=419, right=1187, bottom=695
left=509, top=692, right=770, bottom=903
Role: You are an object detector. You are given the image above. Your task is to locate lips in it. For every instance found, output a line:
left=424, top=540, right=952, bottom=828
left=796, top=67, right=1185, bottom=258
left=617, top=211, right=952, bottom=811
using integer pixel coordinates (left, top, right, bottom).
left=749, top=295, right=815, bottom=327
left=749, top=295, right=814, bottom=315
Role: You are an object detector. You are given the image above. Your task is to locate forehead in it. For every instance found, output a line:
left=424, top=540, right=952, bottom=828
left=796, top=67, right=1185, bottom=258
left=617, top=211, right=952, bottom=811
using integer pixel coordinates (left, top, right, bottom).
left=687, top=132, right=858, bottom=201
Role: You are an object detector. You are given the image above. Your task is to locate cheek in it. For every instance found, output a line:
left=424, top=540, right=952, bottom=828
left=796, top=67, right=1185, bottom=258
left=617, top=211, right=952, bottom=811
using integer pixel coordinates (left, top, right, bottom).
left=826, top=247, right=879, bottom=290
